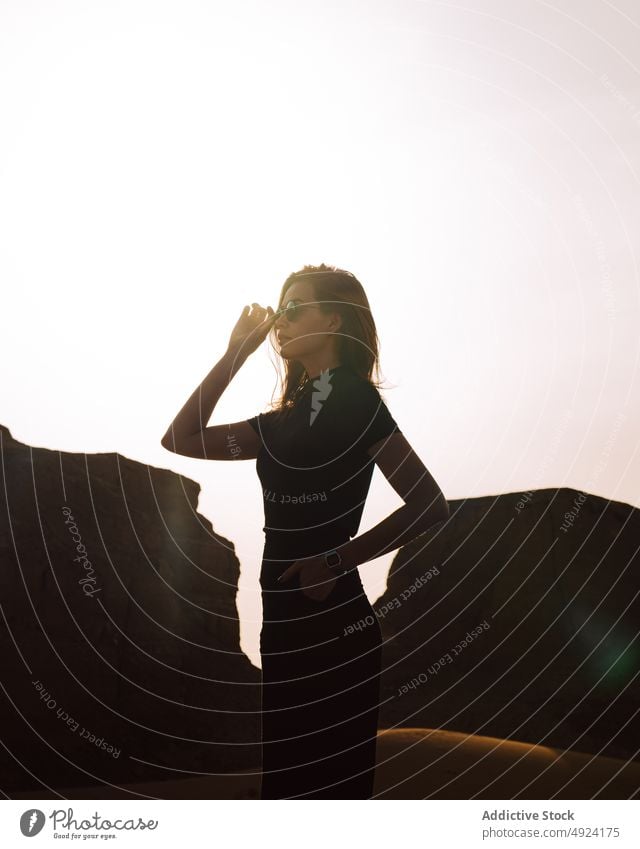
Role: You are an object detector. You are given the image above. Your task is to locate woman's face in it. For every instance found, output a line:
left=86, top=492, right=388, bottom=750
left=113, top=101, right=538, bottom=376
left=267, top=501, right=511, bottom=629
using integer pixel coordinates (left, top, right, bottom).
left=273, top=280, right=340, bottom=361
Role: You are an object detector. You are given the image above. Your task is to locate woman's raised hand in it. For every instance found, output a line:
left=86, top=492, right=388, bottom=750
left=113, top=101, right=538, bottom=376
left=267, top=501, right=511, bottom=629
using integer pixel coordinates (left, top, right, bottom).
left=227, top=303, right=277, bottom=358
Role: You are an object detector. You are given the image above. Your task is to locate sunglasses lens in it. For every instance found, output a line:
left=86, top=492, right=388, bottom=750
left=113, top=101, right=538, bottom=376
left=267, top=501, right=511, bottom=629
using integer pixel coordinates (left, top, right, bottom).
left=284, top=300, right=298, bottom=321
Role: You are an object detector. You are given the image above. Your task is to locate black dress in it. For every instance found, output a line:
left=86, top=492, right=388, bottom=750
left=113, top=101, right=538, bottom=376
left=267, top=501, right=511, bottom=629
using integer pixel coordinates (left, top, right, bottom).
left=247, top=364, right=401, bottom=799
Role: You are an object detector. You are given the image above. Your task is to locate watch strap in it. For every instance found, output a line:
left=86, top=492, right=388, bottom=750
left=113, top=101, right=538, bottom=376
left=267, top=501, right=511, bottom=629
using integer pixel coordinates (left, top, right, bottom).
left=325, top=549, right=347, bottom=576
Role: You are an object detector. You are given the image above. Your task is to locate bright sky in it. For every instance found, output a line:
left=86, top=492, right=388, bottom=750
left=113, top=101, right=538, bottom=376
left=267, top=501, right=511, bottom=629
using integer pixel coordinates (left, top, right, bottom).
left=2, top=0, right=639, bottom=668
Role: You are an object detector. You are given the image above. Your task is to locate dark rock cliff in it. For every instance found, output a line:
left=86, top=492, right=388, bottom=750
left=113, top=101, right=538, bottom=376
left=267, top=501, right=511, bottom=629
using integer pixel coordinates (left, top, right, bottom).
left=377, top=487, right=639, bottom=762
left=0, top=424, right=261, bottom=793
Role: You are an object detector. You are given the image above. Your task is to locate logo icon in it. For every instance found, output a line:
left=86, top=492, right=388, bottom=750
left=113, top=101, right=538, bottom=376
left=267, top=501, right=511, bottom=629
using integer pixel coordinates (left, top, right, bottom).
left=20, top=809, right=45, bottom=837
left=310, top=368, right=334, bottom=426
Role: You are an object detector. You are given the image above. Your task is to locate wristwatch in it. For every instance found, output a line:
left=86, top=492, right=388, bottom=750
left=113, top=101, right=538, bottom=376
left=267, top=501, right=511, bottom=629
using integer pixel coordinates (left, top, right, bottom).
left=324, top=549, right=348, bottom=577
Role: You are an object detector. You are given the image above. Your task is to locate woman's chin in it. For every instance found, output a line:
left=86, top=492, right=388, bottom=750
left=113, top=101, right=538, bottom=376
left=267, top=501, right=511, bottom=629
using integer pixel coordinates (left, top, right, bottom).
left=278, top=343, right=297, bottom=358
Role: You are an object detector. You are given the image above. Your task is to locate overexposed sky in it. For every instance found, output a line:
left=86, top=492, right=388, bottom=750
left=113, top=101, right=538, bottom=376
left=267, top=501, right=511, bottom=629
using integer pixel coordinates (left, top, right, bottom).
left=2, top=0, right=639, bottom=667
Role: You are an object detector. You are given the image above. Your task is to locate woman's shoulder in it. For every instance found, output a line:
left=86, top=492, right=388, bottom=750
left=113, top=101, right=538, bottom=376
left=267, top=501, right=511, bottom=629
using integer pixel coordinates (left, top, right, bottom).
left=246, top=405, right=286, bottom=437
left=332, top=370, right=400, bottom=436
left=333, top=368, right=387, bottom=401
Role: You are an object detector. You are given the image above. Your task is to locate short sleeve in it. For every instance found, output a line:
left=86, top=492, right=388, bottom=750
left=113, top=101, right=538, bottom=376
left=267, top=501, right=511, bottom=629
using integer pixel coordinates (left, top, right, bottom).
left=247, top=411, right=269, bottom=437
left=247, top=413, right=260, bottom=434
left=247, top=409, right=280, bottom=441
left=351, top=382, right=401, bottom=453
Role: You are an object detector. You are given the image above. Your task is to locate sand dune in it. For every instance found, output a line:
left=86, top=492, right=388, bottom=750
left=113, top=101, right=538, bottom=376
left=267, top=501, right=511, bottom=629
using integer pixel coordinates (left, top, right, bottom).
left=372, top=728, right=640, bottom=799
left=13, top=728, right=638, bottom=799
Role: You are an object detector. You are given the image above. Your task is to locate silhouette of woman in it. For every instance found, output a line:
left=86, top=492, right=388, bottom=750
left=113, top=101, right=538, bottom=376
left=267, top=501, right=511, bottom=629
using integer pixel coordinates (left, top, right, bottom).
left=161, top=263, right=449, bottom=799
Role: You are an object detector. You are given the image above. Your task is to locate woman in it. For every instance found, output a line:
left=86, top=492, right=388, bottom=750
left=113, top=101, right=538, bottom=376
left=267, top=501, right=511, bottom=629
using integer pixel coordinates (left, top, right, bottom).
left=161, top=263, right=449, bottom=799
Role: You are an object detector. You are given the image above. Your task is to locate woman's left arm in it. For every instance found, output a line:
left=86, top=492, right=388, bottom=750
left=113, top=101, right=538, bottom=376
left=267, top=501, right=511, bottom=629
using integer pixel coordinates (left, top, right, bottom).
left=336, top=432, right=449, bottom=571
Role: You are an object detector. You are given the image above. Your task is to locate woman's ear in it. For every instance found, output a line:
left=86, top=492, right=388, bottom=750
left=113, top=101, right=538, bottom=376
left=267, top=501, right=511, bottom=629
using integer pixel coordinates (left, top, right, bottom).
left=329, top=311, right=342, bottom=332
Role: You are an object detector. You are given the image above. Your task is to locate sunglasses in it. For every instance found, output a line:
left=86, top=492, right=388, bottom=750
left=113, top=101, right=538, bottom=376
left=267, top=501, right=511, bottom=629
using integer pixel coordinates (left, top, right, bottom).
left=274, top=299, right=322, bottom=323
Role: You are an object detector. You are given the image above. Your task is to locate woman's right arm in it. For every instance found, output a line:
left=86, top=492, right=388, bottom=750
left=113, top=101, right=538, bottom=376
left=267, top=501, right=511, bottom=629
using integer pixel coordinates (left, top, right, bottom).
left=160, top=303, right=275, bottom=460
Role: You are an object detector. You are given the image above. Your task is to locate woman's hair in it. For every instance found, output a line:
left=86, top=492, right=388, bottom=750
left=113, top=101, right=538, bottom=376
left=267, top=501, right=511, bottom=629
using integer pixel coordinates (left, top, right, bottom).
left=268, top=262, right=386, bottom=411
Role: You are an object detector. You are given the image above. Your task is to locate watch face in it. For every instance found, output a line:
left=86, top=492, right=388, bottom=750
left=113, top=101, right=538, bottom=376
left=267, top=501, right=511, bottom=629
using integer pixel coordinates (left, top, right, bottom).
left=326, top=551, right=341, bottom=568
